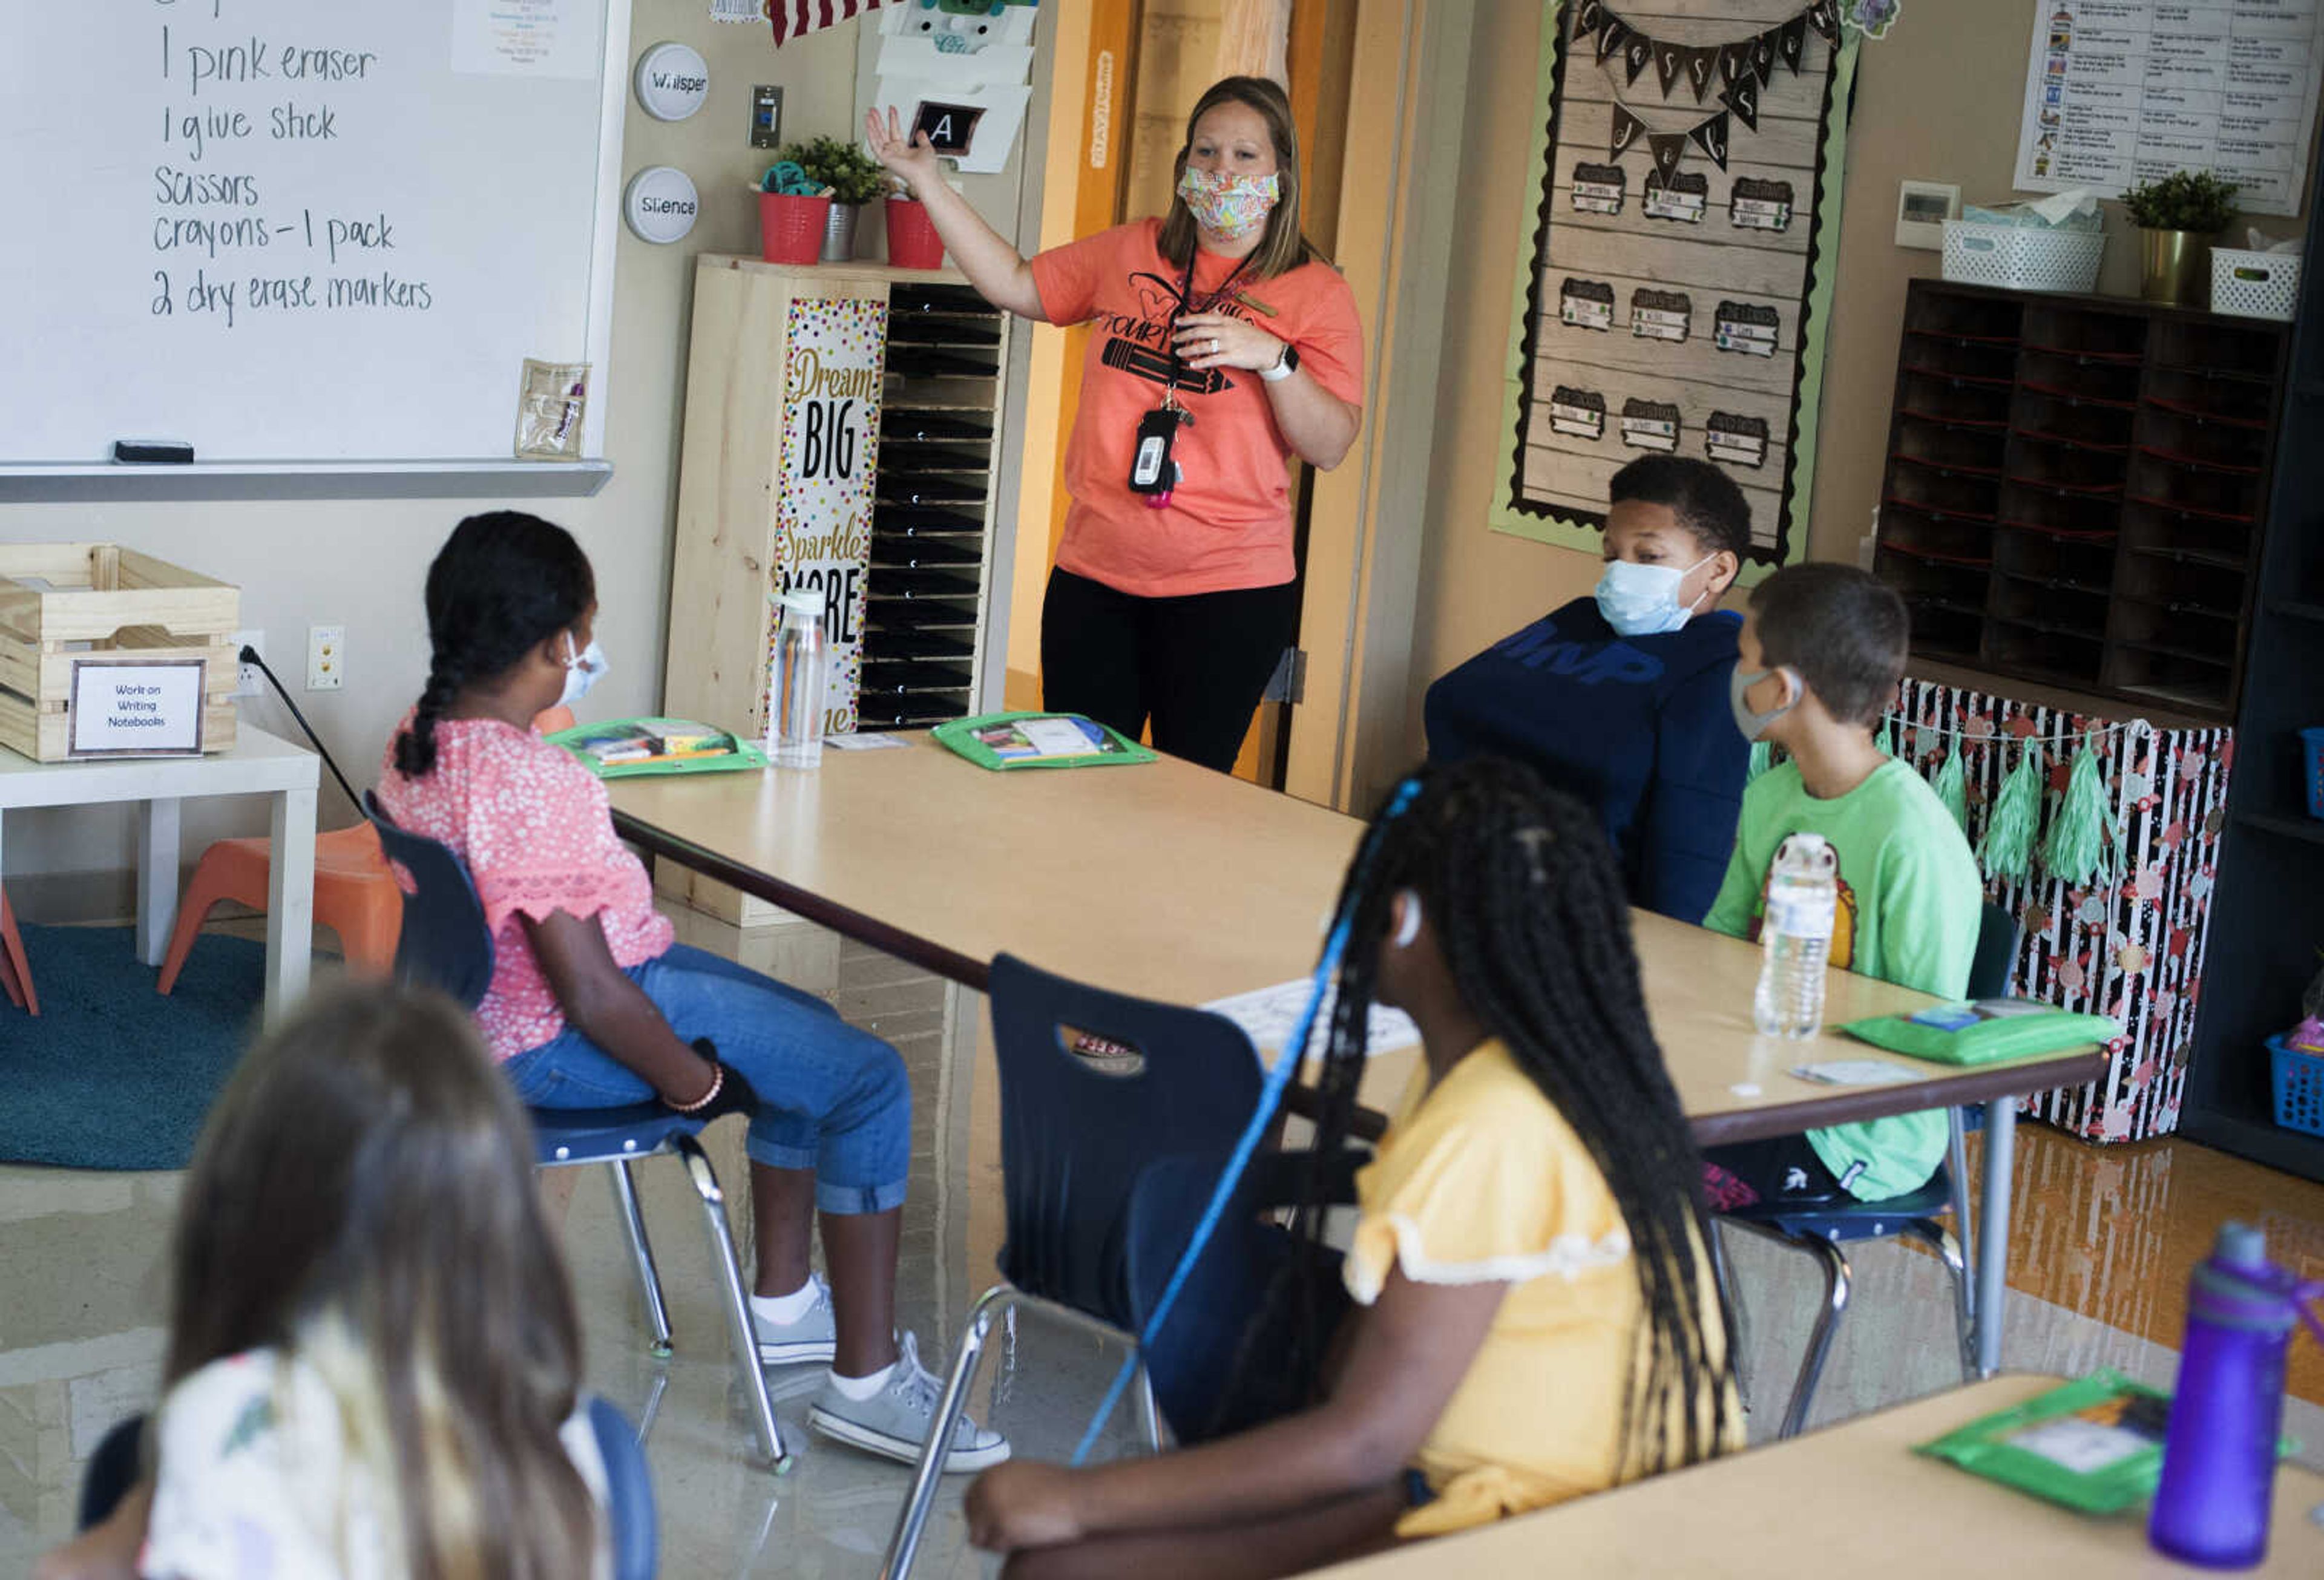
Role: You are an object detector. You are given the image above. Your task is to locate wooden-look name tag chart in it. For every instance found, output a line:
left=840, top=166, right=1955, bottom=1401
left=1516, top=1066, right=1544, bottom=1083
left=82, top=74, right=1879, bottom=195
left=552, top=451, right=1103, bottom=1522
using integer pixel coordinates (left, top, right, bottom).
left=68, top=658, right=205, bottom=758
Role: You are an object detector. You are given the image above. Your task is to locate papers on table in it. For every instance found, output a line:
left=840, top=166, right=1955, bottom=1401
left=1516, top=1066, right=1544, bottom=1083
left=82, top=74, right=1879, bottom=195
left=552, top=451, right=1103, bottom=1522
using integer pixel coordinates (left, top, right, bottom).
left=1203, top=978, right=1421, bottom=1060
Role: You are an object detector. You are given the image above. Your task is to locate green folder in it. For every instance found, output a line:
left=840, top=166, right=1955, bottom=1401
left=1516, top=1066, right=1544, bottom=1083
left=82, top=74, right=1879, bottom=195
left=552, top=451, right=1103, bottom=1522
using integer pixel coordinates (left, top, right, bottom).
left=546, top=717, right=768, bottom=779
left=931, top=711, right=1157, bottom=771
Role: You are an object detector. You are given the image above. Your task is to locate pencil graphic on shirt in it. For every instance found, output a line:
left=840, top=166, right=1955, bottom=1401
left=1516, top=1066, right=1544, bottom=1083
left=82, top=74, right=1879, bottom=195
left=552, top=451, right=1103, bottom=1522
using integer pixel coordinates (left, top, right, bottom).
left=1101, top=338, right=1226, bottom=395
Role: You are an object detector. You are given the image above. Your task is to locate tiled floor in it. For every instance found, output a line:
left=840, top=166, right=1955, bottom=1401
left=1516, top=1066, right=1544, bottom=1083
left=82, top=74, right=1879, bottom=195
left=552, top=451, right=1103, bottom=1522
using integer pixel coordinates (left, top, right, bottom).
left=4, top=923, right=2322, bottom=1576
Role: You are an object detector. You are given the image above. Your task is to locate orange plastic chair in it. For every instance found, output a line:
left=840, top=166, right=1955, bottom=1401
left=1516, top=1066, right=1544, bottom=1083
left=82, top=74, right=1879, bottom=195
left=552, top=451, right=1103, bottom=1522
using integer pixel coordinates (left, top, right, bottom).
left=156, top=706, right=579, bottom=995
left=1, top=885, right=36, bottom=1015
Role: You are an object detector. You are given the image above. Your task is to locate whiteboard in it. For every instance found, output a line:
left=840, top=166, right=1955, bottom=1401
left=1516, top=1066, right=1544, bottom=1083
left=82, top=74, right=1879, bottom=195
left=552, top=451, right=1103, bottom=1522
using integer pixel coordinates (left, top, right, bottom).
left=0, top=0, right=631, bottom=477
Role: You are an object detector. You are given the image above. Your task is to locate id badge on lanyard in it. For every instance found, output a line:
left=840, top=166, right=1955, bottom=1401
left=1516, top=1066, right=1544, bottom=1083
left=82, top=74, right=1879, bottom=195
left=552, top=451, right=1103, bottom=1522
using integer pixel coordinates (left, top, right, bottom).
left=1127, top=252, right=1250, bottom=510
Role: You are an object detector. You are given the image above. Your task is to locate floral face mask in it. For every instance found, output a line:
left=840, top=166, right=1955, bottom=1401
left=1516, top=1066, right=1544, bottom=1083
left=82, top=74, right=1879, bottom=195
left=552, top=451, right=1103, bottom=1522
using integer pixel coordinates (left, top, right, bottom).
left=1177, top=168, right=1280, bottom=239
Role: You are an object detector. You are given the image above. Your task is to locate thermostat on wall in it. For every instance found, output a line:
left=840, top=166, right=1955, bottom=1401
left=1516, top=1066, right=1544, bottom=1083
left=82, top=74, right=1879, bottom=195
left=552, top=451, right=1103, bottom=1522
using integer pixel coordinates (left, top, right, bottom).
left=634, top=41, right=710, bottom=122
left=1897, top=180, right=1961, bottom=250
left=624, top=166, right=700, bottom=244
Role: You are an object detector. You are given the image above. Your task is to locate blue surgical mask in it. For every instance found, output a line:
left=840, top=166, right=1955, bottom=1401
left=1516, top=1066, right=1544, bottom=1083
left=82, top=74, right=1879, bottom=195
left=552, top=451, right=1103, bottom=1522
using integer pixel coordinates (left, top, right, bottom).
left=559, top=632, right=607, bottom=709
left=1729, top=664, right=1799, bottom=742
left=1595, top=554, right=1712, bottom=637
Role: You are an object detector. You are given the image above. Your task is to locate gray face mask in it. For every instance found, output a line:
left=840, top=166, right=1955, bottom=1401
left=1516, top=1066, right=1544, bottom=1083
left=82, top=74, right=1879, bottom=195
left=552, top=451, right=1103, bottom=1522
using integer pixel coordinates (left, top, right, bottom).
left=1729, top=664, right=1799, bottom=742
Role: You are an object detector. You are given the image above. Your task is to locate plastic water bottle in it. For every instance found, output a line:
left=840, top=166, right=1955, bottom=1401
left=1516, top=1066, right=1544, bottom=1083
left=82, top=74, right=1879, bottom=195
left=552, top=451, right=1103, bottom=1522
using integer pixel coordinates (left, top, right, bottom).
left=2150, top=1222, right=2323, bottom=1567
left=1753, top=832, right=1837, bottom=1038
left=768, top=590, right=827, bottom=770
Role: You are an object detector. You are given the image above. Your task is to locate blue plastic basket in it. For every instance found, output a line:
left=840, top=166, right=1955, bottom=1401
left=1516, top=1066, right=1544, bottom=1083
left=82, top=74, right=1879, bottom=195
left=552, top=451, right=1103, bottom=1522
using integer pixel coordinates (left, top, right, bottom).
left=2271, top=1035, right=2324, bottom=1138
left=2303, top=727, right=2324, bottom=820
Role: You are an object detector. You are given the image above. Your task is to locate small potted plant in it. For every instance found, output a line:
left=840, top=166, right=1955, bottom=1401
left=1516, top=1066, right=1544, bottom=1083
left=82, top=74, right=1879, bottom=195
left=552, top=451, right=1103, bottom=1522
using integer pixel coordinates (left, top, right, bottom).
left=2121, top=169, right=2240, bottom=305
left=781, top=136, right=888, bottom=262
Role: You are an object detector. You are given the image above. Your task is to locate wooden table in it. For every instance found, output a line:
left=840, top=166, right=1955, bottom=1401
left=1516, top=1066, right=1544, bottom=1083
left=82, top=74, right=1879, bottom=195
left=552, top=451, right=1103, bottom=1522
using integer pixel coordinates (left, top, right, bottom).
left=0, top=723, right=317, bottom=1019
left=1307, top=1375, right=2324, bottom=1578
left=611, top=735, right=2106, bottom=1371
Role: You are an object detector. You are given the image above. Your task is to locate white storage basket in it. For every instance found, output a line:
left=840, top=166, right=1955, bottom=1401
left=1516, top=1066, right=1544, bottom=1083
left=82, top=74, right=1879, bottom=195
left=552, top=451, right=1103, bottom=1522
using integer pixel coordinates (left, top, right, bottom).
left=1942, top=219, right=2105, bottom=293
left=2210, top=247, right=2302, bottom=321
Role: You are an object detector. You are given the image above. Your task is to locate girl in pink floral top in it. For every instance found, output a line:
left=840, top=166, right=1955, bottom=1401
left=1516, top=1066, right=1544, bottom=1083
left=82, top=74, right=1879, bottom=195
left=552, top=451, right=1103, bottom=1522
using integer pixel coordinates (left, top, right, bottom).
left=372, top=513, right=1002, bottom=1474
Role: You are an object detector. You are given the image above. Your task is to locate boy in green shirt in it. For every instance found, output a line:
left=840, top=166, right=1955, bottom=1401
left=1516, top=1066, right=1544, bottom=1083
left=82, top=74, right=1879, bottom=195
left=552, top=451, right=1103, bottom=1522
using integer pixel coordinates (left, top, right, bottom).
left=1701, top=563, right=1983, bottom=1204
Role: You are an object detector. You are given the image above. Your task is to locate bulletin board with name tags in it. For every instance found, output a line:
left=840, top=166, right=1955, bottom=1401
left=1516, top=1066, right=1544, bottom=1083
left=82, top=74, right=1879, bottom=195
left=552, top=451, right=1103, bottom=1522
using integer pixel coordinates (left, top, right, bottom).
left=1492, top=0, right=1878, bottom=573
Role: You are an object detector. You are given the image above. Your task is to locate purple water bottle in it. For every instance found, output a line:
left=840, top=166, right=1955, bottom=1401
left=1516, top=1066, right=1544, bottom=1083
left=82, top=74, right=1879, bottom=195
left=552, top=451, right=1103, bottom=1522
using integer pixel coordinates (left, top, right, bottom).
left=2148, top=1222, right=2322, bottom=1568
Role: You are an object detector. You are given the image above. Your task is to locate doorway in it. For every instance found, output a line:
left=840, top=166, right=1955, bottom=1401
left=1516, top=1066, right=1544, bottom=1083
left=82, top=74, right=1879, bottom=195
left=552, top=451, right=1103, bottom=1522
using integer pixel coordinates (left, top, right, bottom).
left=1007, top=0, right=1359, bottom=787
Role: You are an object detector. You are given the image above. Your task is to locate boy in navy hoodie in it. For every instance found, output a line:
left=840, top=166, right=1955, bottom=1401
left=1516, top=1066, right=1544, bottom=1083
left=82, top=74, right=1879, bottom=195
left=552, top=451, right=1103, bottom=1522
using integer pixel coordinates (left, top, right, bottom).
left=1425, top=456, right=1750, bottom=922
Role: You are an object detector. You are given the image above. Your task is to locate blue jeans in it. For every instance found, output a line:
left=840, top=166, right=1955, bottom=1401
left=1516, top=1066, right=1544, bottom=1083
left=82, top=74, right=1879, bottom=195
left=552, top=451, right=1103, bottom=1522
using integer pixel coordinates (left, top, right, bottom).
left=502, top=945, right=910, bottom=1215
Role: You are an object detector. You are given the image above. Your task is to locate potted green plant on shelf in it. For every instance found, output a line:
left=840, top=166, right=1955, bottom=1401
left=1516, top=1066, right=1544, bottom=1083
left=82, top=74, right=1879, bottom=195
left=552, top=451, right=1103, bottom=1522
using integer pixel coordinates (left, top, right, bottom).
left=2121, top=169, right=2240, bottom=306
left=780, top=136, right=889, bottom=262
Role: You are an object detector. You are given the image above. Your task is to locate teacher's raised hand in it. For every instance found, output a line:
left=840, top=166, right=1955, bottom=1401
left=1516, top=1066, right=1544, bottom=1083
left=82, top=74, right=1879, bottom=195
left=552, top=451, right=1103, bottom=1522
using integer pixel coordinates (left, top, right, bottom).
left=864, top=106, right=944, bottom=194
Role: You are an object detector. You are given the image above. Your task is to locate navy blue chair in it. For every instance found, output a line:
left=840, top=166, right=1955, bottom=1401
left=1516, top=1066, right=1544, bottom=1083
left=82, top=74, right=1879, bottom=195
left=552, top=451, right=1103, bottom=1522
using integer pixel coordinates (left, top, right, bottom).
left=1713, top=901, right=2021, bottom=1438
left=366, top=793, right=790, bottom=1470
left=882, top=953, right=1351, bottom=1579
left=81, top=1398, right=657, bottom=1579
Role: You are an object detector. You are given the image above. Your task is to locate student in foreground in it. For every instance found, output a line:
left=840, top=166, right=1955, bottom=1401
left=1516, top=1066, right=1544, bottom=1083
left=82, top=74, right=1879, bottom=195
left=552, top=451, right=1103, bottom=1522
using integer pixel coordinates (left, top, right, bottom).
left=1425, top=456, right=1751, bottom=922
left=376, top=511, right=1000, bottom=1470
left=963, top=758, right=1739, bottom=1579
left=39, top=983, right=611, bottom=1580
left=1699, top=562, right=1983, bottom=1207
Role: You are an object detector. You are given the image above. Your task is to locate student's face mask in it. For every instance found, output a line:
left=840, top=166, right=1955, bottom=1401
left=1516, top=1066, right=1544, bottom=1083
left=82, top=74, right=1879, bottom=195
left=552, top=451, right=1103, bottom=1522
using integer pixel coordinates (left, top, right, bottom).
left=1729, top=664, right=1800, bottom=742
left=559, top=631, right=607, bottom=709
left=1595, top=555, right=1712, bottom=637
left=1178, top=168, right=1280, bottom=239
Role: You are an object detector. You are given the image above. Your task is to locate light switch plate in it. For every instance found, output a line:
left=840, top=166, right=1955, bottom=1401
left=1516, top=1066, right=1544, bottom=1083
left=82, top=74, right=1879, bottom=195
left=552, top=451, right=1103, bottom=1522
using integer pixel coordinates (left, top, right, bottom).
left=1897, top=180, right=1960, bottom=250
left=751, top=85, right=783, bottom=149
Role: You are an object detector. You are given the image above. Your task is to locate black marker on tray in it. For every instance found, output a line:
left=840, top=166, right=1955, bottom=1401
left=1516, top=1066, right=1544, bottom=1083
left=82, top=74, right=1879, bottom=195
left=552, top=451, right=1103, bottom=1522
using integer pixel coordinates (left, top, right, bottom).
left=113, top=440, right=195, bottom=464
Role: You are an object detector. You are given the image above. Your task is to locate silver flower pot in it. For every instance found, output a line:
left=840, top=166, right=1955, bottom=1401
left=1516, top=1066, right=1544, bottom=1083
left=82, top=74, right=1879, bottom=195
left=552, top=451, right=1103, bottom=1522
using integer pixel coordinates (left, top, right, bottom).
left=821, top=202, right=861, bottom=263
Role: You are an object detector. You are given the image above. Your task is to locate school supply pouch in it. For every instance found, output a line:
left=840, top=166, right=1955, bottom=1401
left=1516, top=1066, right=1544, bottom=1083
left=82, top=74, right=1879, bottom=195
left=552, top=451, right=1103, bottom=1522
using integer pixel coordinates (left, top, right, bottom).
left=1915, top=1371, right=2170, bottom=1513
left=931, top=712, right=1157, bottom=771
left=1915, top=1370, right=2295, bottom=1515
left=1841, top=999, right=2118, bottom=1066
left=547, top=718, right=767, bottom=779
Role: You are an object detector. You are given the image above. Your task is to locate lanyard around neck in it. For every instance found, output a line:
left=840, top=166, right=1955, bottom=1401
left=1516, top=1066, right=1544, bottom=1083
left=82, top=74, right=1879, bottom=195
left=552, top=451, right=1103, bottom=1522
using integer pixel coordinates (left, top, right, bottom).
left=1161, top=249, right=1255, bottom=410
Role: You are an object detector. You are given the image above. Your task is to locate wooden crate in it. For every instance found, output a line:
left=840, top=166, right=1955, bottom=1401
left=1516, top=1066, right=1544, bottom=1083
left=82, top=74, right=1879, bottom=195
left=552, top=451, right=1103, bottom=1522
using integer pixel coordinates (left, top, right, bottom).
left=0, top=544, right=239, bottom=761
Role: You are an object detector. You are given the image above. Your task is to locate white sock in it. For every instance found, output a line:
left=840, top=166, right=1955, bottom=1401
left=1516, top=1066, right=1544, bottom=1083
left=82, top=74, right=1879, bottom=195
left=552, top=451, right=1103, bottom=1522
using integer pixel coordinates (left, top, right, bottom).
left=828, top=1361, right=894, bottom=1401
left=750, top=1277, right=820, bottom=1327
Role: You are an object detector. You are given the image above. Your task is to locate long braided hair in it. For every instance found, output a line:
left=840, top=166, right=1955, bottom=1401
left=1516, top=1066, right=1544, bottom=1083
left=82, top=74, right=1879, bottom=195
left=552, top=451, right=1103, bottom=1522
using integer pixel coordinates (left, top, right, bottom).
left=393, top=513, right=595, bottom=777
left=1280, top=756, right=1735, bottom=1474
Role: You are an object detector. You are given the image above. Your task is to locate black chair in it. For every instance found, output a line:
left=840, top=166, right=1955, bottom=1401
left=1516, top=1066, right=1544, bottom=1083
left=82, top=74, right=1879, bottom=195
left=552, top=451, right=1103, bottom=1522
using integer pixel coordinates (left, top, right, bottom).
left=365, top=793, right=790, bottom=1470
left=1713, top=901, right=2021, bottom=1437
left=82, top=1398, right=658, bottom=1579
left=880, top=954, right=1351, bottom=1579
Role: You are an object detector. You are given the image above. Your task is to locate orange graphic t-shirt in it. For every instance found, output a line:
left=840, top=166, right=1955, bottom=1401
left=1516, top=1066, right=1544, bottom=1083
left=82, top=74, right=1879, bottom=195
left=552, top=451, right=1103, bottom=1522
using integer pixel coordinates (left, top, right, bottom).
left=1030, top=219, right=1365, bottom=598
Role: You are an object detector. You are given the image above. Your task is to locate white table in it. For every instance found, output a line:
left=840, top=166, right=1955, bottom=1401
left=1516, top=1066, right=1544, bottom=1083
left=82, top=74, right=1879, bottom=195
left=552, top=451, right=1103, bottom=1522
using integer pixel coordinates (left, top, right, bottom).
left=0, top=724, right=319, bottom=1020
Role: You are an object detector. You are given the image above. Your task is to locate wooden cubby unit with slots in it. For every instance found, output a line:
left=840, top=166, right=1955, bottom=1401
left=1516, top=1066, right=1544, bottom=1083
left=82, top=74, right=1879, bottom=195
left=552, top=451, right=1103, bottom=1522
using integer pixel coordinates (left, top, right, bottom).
left=1874, top=278, right=2291, bottom=722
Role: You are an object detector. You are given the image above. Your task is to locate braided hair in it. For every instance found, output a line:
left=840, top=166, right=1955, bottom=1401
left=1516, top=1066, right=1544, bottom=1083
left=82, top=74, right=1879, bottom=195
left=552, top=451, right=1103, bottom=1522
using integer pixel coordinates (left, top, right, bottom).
left=1277, top=756, right=1736, bottom=1474
left=392, top=513, right=595, bottom=778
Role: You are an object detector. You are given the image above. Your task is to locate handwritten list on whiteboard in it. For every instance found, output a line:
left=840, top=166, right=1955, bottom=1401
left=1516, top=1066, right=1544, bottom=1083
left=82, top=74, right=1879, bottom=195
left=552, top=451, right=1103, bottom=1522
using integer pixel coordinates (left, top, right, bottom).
left=2015, top=1, right=2324, bottom=215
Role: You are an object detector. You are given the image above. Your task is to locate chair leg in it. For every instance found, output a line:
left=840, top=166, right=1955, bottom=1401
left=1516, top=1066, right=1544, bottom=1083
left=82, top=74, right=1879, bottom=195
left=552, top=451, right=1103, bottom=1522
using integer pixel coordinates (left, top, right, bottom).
left=881, top=1285, right=1018, bottom=1580
left=153, top=859, right=229, bottom=997
left=606, top=1161, right=675, bottom=1359
left=1903, top=1218, right=1977, bottom=1386
left=1706, top=1219, right=1751, bottom=1414
left=669, top=1135, right=790, bottom=1472
left=1134, top=1361, right=1166, bottom=1452
left=1779, top=1235, right=1851, bottom=1441
left=1945, top=1108, right=1975, bottom=1328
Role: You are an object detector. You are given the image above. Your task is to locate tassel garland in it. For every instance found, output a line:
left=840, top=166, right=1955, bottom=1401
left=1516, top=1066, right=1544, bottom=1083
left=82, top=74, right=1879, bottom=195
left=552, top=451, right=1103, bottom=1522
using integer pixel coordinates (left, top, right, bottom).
left=1978, top=741, right=2044, bottom=880
left=1932, top=744, right=1968, bottom=831
left=2041, top=731, right=2118, bottom=887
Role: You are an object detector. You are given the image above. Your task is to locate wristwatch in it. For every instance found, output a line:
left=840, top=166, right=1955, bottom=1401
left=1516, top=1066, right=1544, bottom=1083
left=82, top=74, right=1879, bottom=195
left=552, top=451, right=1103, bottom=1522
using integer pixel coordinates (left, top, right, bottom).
left=1259, top=341, right=1301, bottom=382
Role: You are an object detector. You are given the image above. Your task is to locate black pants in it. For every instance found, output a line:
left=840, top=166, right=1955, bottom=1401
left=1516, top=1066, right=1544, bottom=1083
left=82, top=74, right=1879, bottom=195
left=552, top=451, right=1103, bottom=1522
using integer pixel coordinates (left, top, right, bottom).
left=1040, top=566, right=1298, bottom=774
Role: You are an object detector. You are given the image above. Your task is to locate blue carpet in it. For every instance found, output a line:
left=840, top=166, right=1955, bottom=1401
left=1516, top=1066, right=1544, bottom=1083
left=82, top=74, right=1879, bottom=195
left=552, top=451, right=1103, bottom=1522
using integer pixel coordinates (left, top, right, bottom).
left=0, top=925, right=265, bottom=1171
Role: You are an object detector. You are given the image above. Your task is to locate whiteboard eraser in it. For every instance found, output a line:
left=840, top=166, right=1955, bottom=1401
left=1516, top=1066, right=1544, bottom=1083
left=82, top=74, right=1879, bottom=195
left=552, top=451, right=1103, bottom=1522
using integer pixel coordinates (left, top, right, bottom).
left=113, top=439, right=194, bottom=464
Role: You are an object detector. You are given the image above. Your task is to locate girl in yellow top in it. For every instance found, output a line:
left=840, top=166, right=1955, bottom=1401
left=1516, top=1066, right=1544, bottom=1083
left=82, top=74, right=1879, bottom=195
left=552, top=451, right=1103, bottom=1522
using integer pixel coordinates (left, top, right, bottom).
left=965, top=758, right=1740, bottom=1578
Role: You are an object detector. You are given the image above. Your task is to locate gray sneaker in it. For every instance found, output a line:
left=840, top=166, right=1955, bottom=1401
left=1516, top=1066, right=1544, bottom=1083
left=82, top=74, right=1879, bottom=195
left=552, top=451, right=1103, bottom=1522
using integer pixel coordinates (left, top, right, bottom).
left=807, top=1332, right=1011, bottom=1472
left=752, top=1277, right=838, bottom=1366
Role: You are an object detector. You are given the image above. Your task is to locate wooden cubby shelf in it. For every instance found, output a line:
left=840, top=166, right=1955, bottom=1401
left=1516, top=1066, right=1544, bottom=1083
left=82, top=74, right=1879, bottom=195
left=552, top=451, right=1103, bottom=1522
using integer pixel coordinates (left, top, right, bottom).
left=1874, top=279, right=2293, bottom=722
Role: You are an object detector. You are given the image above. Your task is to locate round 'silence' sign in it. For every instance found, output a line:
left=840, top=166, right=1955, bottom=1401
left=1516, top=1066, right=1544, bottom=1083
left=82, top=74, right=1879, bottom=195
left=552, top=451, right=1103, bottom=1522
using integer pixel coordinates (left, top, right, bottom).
left=623, top=166, right=700, bottom=244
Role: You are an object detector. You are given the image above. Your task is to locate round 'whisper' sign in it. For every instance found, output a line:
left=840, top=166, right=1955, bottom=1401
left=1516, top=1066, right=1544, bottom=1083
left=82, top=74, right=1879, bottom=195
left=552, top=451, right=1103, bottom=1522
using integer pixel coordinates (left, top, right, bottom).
left=634, top=41, right=711, bottom=122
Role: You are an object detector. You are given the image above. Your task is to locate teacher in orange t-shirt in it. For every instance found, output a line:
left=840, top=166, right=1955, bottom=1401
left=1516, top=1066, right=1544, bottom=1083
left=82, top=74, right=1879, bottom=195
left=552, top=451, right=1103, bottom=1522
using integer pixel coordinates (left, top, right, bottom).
left=867, top=76, right=1366, bottom=772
